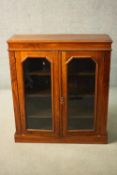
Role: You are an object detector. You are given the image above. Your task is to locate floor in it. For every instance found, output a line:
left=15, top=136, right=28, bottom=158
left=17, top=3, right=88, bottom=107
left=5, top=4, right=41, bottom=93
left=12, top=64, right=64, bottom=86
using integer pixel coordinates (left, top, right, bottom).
left=0, top=88, right=117, bottom=175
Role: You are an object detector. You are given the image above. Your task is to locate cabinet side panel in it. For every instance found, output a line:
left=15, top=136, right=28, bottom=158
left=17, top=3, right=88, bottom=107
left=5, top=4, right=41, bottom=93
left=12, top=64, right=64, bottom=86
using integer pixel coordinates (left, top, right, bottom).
left=8, top=51, right=22, bottom=134
left=101, top=51, right=111, bottom=135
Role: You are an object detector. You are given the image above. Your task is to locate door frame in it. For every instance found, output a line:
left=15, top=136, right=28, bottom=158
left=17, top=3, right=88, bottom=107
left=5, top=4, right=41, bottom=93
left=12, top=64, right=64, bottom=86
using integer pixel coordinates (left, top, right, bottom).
left=61, top=51, right=103, bottom=136
left=15, top=51, right=60, bottom=137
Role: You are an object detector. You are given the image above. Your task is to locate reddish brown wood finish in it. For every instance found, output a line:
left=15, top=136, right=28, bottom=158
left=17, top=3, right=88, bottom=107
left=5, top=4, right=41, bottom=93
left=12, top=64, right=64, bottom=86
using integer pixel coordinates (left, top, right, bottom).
left=61, top=51, right=103, bottom=137
left=8, top=34, right=112, bottom=143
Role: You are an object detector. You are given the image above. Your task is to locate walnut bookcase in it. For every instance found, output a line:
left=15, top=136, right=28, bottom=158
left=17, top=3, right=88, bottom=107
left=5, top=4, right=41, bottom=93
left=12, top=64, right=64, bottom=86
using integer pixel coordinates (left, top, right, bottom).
left=8, top=34, right=112, bottom=143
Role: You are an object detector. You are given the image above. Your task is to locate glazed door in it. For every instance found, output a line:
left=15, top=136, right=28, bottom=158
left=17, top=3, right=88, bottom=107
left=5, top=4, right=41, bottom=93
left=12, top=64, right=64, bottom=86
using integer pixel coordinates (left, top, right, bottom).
left=61, top=51, right=103, bottom=136
left=16, top=51, right=59, bottom=136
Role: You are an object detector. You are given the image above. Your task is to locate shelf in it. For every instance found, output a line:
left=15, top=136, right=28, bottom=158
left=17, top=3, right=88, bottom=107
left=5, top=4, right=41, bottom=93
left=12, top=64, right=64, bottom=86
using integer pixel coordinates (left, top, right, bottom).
left=69, top=94, right=94, bottom=99
left=69, top=72, right=95, bottom=76
left=26, top=92, right=94, bottom=98
left=26, top=71, right=50, bottom=76
left=26, top=89, right=51, bottom=97
left=26, top=71, right=94, bottom=77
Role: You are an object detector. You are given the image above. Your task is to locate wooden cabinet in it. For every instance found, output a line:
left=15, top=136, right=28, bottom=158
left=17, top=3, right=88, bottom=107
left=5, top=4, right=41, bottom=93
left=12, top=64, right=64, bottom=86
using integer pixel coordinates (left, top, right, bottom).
left=7, top=34, right=112, bottom=143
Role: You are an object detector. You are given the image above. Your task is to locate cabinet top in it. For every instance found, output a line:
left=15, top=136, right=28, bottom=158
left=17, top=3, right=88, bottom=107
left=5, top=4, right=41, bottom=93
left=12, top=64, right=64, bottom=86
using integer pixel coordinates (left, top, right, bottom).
left=8, top=34, right=112, bottom=43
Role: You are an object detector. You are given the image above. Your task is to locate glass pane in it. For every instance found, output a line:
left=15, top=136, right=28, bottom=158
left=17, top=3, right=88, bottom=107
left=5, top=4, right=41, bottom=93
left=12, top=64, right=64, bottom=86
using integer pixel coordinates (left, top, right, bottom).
left=67, top=58, right=96, bottom=130
left=23, top=58, right=52, bottom=130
